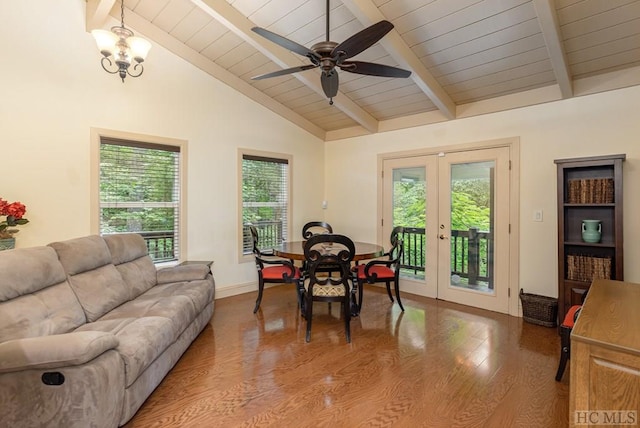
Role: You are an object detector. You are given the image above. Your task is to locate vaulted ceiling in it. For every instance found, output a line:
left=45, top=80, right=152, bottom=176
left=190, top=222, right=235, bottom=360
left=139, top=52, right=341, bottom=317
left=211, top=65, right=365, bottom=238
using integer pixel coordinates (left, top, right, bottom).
left=86, top=0, right=640, bottom=140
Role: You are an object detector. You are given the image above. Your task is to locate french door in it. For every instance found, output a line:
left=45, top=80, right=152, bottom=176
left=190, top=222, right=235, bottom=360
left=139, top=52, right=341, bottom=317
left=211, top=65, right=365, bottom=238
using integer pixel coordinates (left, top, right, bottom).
left=382, top=156, right=438, bottom=298
left=382, top=147, right=511, bottom=313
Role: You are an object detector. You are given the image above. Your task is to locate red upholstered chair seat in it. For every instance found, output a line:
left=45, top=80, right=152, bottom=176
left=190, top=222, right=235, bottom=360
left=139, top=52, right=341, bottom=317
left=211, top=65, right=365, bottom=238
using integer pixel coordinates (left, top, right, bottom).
left=561, top=304, right=582, bottom=328
left=355, top=264, right=394, bottom=280
left=262, top=265, right=301, bottom=280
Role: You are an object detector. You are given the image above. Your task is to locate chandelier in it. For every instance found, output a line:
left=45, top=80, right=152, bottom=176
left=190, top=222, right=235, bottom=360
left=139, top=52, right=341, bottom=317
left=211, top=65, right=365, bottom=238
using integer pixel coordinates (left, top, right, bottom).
left=91, top=0, right=151, bottom=82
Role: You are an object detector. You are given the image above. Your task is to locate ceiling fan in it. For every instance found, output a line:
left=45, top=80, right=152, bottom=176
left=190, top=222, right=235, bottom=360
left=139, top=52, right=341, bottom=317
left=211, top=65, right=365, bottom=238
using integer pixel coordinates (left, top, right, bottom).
left=251, top=0, right=412, bottom=105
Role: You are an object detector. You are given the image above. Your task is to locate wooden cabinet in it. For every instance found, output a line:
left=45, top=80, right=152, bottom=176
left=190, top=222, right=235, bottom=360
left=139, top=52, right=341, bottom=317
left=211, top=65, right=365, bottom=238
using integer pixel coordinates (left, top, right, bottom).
left=554, top=154, right=625, bottom=319
left=569, top=279, right=640, bottom=427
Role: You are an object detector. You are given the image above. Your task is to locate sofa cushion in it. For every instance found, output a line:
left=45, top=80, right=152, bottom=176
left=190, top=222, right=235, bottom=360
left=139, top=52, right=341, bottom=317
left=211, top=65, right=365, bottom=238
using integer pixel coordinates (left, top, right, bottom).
left=76, top=317, right=176, bottom=387
left=99, top=293, right=196, bottom=340
left=0, top=247, right=86, bottom=341
left=149, top=280, right=214, bottom=315
left=49, top=236, right=131, bottom=322
left=104, top=234, right=157, bottom=298
left=0, top=246, right=68, bottom=301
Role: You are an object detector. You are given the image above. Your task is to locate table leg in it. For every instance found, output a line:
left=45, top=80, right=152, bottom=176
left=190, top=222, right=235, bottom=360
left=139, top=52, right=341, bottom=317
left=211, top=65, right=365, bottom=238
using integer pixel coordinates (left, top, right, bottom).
left=297, top=276, right=307, bottom=318
left=350, top=269, right=360, bottom=316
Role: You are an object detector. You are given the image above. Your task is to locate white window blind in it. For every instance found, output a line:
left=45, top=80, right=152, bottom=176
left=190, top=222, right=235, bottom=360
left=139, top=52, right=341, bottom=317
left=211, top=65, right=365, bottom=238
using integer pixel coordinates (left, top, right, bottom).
left=242, top=154, right=289, bottom=254
left=100, top=138, right=180, bottom=262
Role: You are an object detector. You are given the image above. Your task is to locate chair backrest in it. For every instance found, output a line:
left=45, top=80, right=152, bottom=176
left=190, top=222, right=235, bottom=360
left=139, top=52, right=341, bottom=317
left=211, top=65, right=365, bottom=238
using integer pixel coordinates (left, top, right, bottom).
left=248, top=225, right=261, bottom=255
left=302, top=221, right=333, bottom=240
left=303, top=234, right=354, bottom=287
left=388, top=226, right=405, bottom=267
left=390, top=226, right=404, bottom=247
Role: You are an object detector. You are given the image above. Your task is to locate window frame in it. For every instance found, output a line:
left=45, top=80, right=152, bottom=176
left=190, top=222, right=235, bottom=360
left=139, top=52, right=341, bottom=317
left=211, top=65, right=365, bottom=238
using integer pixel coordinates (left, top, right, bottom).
left=238, top=148, right=293, bottom=263
left=91, top=128, right=188, bottom=264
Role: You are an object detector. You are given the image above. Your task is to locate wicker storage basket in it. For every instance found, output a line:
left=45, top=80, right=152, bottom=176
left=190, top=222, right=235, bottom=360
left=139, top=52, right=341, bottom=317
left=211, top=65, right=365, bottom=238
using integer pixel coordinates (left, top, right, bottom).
left=519, top=289, right=558, bottom=327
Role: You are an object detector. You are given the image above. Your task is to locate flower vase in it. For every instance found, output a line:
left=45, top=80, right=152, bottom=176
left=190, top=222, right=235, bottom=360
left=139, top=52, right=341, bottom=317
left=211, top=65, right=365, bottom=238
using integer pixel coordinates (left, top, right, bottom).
left=581, top=220, right=602, bottom=243
left=0, top=237, right=16, bottom=250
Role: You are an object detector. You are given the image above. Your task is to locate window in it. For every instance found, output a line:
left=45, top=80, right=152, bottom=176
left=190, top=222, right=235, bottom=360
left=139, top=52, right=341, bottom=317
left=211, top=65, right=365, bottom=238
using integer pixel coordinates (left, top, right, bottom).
left=240, top=151, right=291, bottom=256
left=98, top=136, right=183, bottom=263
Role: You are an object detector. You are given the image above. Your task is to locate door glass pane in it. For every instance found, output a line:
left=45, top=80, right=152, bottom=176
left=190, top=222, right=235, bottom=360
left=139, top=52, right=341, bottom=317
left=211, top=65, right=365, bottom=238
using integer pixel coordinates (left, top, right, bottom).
left=449, top=161, right=494, bottom=293
left=392, top=167, right=426, bottom=279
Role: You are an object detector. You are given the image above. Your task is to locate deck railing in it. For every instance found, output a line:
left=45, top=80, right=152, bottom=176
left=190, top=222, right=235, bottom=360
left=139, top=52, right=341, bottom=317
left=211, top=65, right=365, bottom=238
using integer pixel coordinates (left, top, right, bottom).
left=450, top=227, right=493, bottom=288
left=397, top=227, right=493, bottom=287
left=243, top=221, right=284, bottom=253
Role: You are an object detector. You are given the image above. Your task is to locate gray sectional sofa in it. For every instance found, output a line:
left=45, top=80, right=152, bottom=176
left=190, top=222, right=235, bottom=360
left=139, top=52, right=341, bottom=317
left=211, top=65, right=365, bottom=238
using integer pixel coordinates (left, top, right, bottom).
left=0, top=233, right=215, bottom=427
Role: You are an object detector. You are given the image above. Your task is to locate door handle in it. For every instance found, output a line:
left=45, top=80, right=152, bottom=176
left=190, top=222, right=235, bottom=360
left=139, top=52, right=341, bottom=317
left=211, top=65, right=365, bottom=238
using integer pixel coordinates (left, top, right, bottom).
left=439, top=234, right=448, bottom=240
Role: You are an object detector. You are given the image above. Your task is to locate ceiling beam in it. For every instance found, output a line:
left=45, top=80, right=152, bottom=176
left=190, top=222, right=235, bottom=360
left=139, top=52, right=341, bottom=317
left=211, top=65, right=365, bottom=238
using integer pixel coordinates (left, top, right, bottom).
left=191, top=0, right=379, bottom=133
left=85, top=0, right=117, bottom=31
left=533, top=0, right=573, bottom=98
left=118, top=8, right=327, bottom=140
left=340, top=0, right=456, bottom=120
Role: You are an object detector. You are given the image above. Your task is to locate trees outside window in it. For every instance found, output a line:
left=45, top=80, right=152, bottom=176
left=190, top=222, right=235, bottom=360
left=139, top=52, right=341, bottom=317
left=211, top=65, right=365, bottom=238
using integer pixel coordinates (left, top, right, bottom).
left=100, top=139, right=181, bottom=262
left=241, top=152, right=290, bottom=254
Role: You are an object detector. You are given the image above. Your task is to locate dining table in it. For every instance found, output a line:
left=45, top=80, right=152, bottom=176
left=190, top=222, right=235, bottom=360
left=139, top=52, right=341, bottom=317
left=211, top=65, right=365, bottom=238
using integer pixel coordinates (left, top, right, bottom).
left=272, top=240, right=385, bottom=316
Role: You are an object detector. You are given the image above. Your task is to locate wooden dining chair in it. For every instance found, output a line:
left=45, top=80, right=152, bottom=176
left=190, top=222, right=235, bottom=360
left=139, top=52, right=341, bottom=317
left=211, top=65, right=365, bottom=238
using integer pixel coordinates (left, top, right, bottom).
left=301, top=233, right=355, bottom=343
left=301, top=221, right=339, bottom=276
left=301, top=221, right=333, bottom=239
left=249, top=225, right=301, bottom=313
left=555, top=289, right=587, bottom=381
left=353, top=226, right=405, bottom=312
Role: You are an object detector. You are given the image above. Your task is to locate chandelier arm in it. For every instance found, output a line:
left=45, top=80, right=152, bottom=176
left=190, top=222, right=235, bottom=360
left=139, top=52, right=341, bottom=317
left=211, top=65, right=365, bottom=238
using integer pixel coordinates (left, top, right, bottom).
left=100, top=57, right=120, bottom=75
left=127, top=63, right=144, bottom=78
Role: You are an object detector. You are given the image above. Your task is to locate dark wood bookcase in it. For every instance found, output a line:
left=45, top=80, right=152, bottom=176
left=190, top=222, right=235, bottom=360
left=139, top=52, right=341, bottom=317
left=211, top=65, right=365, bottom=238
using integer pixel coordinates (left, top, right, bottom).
left=554, top=154, right=625, bottom=319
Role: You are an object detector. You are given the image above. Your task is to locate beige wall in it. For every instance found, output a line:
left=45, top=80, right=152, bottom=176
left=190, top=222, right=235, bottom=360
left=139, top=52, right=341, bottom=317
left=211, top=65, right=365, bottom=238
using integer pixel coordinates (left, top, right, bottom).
left=324, top=86, right=640, bottom=299
left=2, top=1, right=639, bottom=302
left=0, top=0, right=324, bottom=295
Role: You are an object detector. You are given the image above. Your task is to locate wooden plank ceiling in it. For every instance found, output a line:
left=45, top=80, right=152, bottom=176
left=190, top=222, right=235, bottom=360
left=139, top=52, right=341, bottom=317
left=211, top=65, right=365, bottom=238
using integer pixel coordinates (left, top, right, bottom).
left=87, top=0, right=640, bottom=140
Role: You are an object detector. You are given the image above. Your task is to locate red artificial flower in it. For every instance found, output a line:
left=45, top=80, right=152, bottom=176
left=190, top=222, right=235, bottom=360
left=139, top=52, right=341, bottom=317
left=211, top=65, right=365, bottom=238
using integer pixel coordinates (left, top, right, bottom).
left=0, top=198, right=8, bottom=215
left=0, top=198, right=30, bottom=238
left=5, top=202, right=27, bottom=219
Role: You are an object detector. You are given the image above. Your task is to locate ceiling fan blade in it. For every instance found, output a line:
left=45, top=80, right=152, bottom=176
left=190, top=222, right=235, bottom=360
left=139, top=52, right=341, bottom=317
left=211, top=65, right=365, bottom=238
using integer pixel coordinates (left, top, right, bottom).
left=331, top=20, right=394, bottom=61
left=252, top=64, right=318, bottom=80
left=252, top=27, right=320, bottom=61
left=339, top=61, right=411, bottom=78
left=321, top=71, right=339, bottom=99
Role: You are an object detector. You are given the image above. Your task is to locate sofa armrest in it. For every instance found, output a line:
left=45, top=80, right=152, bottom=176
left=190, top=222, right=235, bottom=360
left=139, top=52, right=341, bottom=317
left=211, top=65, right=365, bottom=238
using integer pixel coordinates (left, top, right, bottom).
left=0, top=331, right=119, bottom=374
left=157, top=264, right=210, bottom=284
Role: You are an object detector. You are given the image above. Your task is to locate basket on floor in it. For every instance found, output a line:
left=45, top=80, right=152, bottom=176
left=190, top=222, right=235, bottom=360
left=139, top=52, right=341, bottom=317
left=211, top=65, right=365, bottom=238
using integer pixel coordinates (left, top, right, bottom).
left=519, top=289, right=558, bottom=327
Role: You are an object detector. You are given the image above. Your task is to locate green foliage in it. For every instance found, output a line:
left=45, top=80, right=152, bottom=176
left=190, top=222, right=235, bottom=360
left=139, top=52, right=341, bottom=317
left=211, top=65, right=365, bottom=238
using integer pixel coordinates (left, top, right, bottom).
left=450, top=178, right=490, bottom=231
left=242, top=158, right=287, bottom=224
left=99, top=144, right=178, bottom=233
left=393, top=181, right=426, bottom=228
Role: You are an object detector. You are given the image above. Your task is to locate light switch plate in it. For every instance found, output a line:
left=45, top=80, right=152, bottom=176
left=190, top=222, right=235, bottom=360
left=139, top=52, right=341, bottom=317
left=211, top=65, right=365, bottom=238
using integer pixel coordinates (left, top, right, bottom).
left=533, top=209, right=543, bottom=222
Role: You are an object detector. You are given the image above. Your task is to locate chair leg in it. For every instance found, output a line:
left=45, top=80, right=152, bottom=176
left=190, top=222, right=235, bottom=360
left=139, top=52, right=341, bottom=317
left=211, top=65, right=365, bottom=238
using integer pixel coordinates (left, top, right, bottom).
left=358, top=279, right=364, bottom=311
left=555, top=326, right=571, bottom=381
left=253, top=278, right=265, bottom=313
left=555, top=347, right=569, bottom=381
left=305, top=294, right=313, bottom=343
left=385, top=281, right=394, bottom=302
left=344, top=294, right=351, bottom=343
left=296, top=278, right=306, bottom=318
left=394, top=280, right=405, bottom=312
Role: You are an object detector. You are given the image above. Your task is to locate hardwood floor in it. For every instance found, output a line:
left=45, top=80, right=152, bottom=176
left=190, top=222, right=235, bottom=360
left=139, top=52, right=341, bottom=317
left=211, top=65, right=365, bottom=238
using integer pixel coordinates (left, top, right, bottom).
left=125, top=285, right=569, bottom=427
